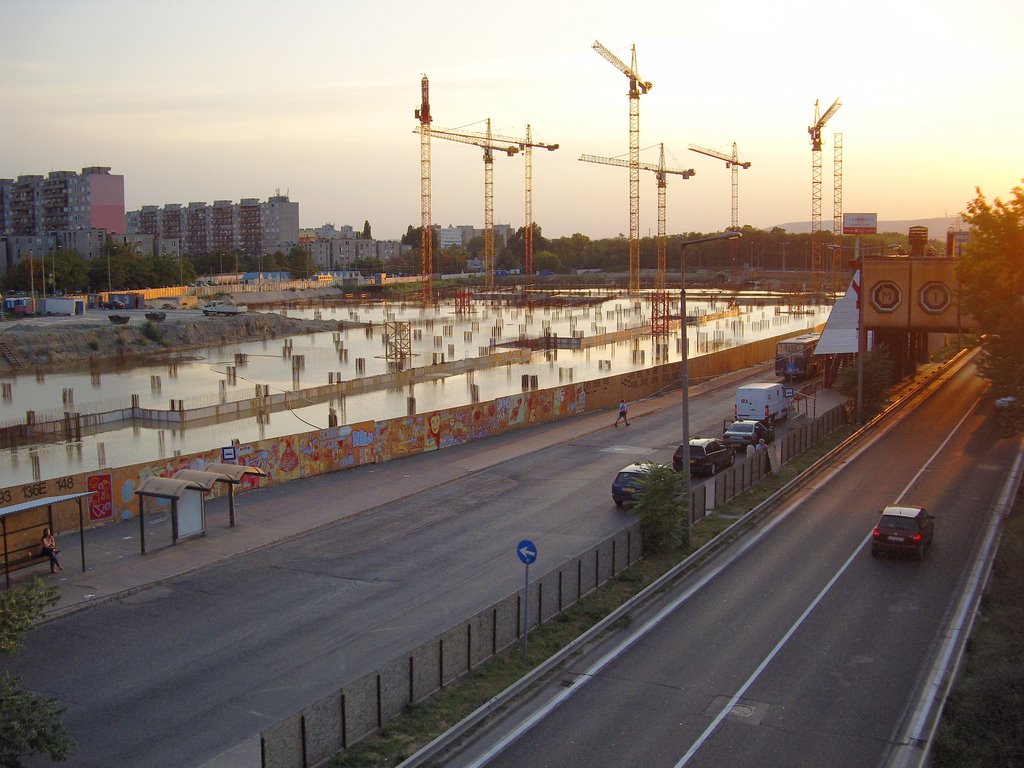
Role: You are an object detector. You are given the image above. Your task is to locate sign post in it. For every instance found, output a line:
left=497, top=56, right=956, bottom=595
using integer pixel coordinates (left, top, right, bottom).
left=517, top=539, right=537, bottom=660
left=843, top=213, right=877, bottom=424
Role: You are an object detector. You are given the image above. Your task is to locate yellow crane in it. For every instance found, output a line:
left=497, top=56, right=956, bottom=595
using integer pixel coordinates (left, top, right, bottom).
left=592, top=40, right=652, bottom=294
left=687, top=142, right=750, bottom=231
left=808, top=97, right=841, bottom=293
left=579, top=145, right=694, bottom=289
left=415, top=120, right=519, bottom=290
left=413, top=75, right=433, bottom=303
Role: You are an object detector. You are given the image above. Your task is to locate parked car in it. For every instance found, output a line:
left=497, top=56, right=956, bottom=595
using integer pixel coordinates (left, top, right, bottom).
left=871, top=505, right=934, bottom=559
left=723, top=420, right=775, bottom=449
left=674, top=438, right=734, bottom=476
left=101, top=299, right=126, bottom=309
left=612, top=463, right=652, bottom=507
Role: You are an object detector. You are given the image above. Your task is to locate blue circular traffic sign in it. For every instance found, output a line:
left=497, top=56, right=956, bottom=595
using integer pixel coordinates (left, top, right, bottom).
left=517, top=539, right=537, bottom=565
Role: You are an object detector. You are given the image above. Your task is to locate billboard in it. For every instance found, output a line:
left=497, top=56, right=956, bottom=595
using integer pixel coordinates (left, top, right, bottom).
left=842, top=212, right=878, bottom=235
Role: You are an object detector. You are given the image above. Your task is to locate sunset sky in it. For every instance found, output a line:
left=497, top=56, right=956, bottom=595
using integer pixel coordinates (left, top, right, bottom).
left=3, top=0, right=1022, bottom=240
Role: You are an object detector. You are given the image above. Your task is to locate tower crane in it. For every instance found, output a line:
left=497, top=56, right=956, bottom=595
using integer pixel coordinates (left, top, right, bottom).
left=414, top=120, right=519, bottom=289
left=688, top=142, right=750, bottom=230
left=688, top=141, right=750, bottom=281
left=592, top=40, right=652, bottom=294
left=579, top=145, right=694, bottom=289
left=413, top=75, right=433, bottom=303
left=808, top=97, right=841, bottom=293
left=517, top=125, right=559, bottom=289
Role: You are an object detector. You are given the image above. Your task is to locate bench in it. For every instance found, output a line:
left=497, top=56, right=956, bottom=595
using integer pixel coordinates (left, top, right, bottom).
left=3, top=549, right=52, bottom=575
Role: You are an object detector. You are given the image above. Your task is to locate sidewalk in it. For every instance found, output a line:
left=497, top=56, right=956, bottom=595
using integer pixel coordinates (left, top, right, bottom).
left=19, top=363, right=835, bottom=620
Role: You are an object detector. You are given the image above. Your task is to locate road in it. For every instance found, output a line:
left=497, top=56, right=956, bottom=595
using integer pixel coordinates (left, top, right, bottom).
left=6, top=364, right=805, bottom=766
left=440, top=359, right=1015, bottom=767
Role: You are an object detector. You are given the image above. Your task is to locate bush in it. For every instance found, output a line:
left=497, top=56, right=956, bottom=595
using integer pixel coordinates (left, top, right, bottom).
left=140, top=320, right=164, bottom=343
left=630, top=463, right=685, bottom=552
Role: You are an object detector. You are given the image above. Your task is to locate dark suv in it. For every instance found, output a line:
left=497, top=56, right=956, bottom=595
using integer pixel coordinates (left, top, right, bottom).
left=871, top=505, right=934, bottom=559
left=722, top=420, right=774, bottom=449
left=674, top=438, right=734, bottom=476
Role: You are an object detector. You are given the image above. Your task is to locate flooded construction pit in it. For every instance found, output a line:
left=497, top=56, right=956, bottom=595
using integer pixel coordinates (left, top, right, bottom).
left=0, top=291, right=832, bottom=485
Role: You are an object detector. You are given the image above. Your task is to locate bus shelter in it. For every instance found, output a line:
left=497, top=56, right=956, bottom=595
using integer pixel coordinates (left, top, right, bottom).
left=1, top=491, right=94, bottom=589
left=181, top=463, right=266, bottom=527
left=134, top=476, right=209, bottom=555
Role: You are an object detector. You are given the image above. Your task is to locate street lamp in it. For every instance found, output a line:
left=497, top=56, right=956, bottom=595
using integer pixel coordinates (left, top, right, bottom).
left=825, top=242, right=901, bottom=423
left=680, top=231, right=741, bottom=543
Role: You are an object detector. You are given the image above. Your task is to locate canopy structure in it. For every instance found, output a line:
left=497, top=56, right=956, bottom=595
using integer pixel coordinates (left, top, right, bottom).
left=1, top=491, right=94, bottom=588
left=183, top=462, right=266, bottom=528
left=135, top=476, right=207, bottom=554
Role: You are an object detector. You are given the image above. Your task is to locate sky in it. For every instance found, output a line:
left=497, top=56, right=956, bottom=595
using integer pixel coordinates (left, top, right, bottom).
left=3, top=0, right=1023, bottom=241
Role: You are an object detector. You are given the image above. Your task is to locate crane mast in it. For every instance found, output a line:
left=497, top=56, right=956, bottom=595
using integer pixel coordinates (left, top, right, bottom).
left=579, top=147, right=693, bottom=289
left=808, top=97, right=841, bottom=293
left=592, top=40, right=651, bottom=294
left=414, top=75, right=433, bottom=303
left=415, top=121, right=520, bottom=290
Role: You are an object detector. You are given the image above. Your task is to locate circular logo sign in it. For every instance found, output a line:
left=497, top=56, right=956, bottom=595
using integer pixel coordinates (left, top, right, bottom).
left=870, top=280, right=902, bottom=313
left=919, top=281, right=952, bottom=314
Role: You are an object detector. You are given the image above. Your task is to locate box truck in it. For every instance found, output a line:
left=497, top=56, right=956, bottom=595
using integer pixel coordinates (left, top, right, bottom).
left=735, top=382, right=789, bottom=423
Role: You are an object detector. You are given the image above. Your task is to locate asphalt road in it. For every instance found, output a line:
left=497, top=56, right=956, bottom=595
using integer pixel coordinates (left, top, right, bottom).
left=441, top=360, right=1014, bottom=768
left=6, top=363, right=795, bottom=766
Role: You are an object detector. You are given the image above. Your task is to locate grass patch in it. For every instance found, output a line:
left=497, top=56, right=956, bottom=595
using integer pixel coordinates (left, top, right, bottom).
left=330, top=426, right=856, bottom=767
left=931, top=490, right=1024, bottom=767
left=140, top=320, right=165, bottom=344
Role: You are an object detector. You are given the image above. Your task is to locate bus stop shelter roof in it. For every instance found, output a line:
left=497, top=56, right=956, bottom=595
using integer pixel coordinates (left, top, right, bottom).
left=135, top=476, right=206, bottom=500
left=0, top=491, right=96, bottom=520
left=204, top=463, right=267, bottom=483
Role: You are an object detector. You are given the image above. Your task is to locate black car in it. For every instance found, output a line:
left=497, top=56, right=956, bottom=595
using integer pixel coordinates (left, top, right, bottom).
left=674, top=438, right=734, bottom=476
left=871, top=505, right=934, bottom=559
left=722, top=420, right=775, bottom=449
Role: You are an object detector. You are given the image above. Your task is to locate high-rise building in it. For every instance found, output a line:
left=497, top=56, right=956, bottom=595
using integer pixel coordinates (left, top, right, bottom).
left=126, top=194, right=299, bottom=258
left=0, top=167, right=125, bottom=237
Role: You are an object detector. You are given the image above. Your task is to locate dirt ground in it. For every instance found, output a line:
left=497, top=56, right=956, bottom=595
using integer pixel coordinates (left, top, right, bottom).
left=0, top=309, right=351, bottom=372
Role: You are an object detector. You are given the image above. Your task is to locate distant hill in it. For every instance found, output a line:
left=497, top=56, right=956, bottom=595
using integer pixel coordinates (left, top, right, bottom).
left=772, top=216, right=967, bottom=236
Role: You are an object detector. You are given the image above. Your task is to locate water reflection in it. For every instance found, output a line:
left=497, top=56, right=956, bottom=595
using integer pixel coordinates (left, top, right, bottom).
left=0, top=293, right=831, bottom=485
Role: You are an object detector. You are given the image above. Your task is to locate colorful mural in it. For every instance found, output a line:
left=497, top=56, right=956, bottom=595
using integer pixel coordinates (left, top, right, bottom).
left=0, top=332, right=801, bottom=534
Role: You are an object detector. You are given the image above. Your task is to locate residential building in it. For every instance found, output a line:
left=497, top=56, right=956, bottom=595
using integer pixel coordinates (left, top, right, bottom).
left=125, top=194, right=300, bottom=259
left=0, top=167, right=125, bottom=237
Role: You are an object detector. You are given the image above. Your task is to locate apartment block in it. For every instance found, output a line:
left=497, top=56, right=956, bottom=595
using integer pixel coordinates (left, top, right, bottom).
left=126, top=194, right=299, bottom=258
left=0, top=167, right=125, bottom=237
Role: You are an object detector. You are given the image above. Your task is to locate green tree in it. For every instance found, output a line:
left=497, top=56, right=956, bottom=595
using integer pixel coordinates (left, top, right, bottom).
left=532, top=250, right=563, bottom=274
left=0, top=577, right=73, bottom=766
left=835, top=345, right=896, bottom=418
left=287, top=246, right=312, bottom=279
left=630, top=463, right=685, bottom=552
left=957, top=183, right=1024, bottom=399
left=361, top=220, right=372, bottom=239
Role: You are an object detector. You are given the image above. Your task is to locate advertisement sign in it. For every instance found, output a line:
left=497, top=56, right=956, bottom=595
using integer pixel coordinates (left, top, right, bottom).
left=842, top=212, right=878, bottom=235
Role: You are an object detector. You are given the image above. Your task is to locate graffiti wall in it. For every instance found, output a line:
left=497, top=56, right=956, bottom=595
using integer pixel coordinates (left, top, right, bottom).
left=0, top=328, right=808, bottom=532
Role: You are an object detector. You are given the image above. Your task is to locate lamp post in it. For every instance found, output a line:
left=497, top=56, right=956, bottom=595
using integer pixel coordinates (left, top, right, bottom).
left=680, top=231, right=741, bottom=543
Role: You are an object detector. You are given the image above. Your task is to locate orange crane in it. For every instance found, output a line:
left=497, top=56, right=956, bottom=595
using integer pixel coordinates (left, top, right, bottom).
left=808, top=97, right=841, bottom=293
left=688, top=142, right=750, bottom=281
left=414, top=75, right=433, bottom=303
left=415, top=119, right=519, bottom=289
left=592, top=40, right=652, bottom=294
left=517, top=125, right=559, bottom=289
left=579, top=144, right=694, bottom=289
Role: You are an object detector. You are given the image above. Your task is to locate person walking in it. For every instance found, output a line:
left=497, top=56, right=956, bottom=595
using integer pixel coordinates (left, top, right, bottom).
left=614, top=399, right=630, bottom=427
left=40, top=527, right=62, bottom=573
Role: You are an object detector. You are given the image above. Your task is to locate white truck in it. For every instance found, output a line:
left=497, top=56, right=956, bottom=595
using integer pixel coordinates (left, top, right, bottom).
left=735, top=382, right=789, bottom=423
left=202, top=301, right=248, bottom=316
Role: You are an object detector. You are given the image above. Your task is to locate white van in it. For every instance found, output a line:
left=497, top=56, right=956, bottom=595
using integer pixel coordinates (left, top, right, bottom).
left=735, top=382, right=789, bottom=423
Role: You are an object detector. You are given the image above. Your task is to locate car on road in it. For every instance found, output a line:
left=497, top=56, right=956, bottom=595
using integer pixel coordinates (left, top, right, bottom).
left=612, top=463, right=652, bottom=507
left=674, top=438, right=734, bottom=476
left=722, top=420, right=775, bottom=449
left=871, top=504, right=934, bottom=559
left=100, top=299, right=126, bottom=309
